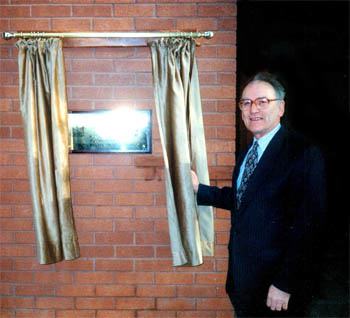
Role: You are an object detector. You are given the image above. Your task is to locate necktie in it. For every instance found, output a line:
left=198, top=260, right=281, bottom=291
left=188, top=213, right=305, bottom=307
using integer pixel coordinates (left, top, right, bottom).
left=236, top=141, right=259, bottom=209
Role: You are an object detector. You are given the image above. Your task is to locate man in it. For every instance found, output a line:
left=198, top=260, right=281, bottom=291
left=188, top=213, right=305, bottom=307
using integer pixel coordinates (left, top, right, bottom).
left=192, top=72, right=326, bottom=317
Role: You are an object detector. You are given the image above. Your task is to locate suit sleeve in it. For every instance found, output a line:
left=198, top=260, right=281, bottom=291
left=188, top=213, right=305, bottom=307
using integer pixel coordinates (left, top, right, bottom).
left=197, top=183, right=235, bottom=211
left=272, top=146, right=327, bottom=293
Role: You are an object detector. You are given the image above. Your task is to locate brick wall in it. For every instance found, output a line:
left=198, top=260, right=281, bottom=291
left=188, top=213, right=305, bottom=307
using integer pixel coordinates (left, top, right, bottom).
left=0, top=1, right=237, bottom=317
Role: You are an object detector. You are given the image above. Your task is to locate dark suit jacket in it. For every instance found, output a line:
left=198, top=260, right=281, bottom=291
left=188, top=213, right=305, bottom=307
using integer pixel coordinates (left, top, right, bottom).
left=197, top=126, right=326, bottom=298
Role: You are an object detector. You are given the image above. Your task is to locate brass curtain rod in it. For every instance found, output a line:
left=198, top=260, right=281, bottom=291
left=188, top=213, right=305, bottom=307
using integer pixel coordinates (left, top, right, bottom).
left=2, top=31, right=214, bottom=40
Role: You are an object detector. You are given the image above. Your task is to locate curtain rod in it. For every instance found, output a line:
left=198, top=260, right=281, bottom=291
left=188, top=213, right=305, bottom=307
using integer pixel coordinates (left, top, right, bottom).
left=2, top=31, right=214, bottom=40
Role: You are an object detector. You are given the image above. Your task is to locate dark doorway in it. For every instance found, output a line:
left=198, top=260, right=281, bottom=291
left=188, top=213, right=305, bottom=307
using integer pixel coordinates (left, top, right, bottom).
left=236, top=1, right=349, bottom=317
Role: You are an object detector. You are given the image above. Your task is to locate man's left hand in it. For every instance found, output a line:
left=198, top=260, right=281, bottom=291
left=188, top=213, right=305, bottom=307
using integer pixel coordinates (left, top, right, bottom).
left=266, top=284, right=291, bottom=311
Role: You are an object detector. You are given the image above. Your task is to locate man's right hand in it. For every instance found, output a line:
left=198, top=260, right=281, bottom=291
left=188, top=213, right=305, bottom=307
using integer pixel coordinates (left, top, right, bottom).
left=191, top=170, right=199, bottom=194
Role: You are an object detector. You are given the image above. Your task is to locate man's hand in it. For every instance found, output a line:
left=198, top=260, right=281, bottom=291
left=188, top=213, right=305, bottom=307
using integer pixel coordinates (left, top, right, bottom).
left=191, top=170, right=199, bottom=193
left=266, top=284, right=291, bottom=311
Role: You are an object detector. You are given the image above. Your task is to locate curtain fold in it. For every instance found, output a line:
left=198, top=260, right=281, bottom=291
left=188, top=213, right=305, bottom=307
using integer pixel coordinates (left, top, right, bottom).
left=17, top=38, right=80, bottom=264
left=149, top=38, right=214, bottom=266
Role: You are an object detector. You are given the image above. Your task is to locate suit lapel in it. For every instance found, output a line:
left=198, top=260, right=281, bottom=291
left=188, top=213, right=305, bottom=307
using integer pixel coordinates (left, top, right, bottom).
left=238, top=126, right=287, bottom=211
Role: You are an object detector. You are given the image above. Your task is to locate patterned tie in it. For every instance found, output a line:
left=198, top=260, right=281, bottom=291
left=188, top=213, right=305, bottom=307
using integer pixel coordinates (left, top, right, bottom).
left=236, top=141, right=259, bottom=209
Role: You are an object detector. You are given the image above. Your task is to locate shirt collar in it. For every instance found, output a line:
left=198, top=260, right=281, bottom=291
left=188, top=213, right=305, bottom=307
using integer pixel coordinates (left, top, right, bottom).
left=254, top=123, right=281, bottom=153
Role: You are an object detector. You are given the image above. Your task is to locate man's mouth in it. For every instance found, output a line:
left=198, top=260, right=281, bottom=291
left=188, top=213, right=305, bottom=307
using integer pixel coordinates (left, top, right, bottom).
left=249, top=117, right=263, bottom=121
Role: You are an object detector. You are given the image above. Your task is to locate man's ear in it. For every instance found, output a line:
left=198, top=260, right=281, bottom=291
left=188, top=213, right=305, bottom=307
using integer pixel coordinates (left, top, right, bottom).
left=279, top=100, right=285, bottom=117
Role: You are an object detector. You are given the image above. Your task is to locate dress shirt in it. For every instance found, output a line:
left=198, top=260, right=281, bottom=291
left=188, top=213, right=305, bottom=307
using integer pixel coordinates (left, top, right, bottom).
left=236, top=124, right=281, bottom=190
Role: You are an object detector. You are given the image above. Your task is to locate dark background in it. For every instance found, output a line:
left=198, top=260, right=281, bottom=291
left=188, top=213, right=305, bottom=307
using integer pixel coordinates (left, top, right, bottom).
left=236, top=0, right=349, bottom=316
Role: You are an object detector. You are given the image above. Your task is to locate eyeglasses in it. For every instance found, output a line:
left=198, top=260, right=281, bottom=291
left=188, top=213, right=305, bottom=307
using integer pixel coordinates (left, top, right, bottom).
left=238, top=97, right=283, bottom=110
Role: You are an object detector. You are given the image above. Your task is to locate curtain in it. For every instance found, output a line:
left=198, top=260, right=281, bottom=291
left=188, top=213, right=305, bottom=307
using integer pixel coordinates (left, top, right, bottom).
left=149, top=38, right=214, bottom=266
left=17, top=38, right=80, bottom=264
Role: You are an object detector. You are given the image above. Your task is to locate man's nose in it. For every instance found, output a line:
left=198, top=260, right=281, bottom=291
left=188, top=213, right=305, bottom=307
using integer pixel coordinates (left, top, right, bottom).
left=250, top=102, right=260, bottom=112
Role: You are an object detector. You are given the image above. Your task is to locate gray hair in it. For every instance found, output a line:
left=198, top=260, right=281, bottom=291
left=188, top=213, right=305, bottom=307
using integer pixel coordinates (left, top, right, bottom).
left=244, top=72, right=286, bottom=99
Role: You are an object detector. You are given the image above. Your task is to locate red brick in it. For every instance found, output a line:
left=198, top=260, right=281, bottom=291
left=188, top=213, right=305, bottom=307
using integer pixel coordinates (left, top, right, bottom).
left=116, top=219, right=154, bottom=232
left=13, top=259, right=51, bottom=271
left=135, top=18, right=175, bottom=31
left=76, top=219, right=113, bottom=232
left=0, top=258, right=13, bottom=270
left=115, top=246, right=154, bottom=258
left=135, top=207, right=167, bottom=218
left=0, top=139, right=25, bottom=152
left=201, top=86, right=235, bottom=99
left=156, top=273, right=194, bottom=285
left=117, top=193, right=154, bottom=206
left=95, top=206, right=133, bottom=218
left=94, top=180, right=133, bottom=193
left=70, top=180, right=94, bottom=192
left=93, top=154, right=132, bottom=165
left=114, top=87, right=153, bottom=99
left=36, top=297, right=74, bottom=309
left=157, top=298, right=195, bottom=310
left=0, top=206, right=12, bottom=217
left=79, top=246, right=114, bottom=258
left=14, top=231, right=35, bottom=243
left=155, top=246, right=172, bottom=258
left=219, top=18, right=238, bottom=30
left=95, top=259, right=133, bottom=271
left=56, top=310, right=95, bottom=318
left=0, top=244, right=35, bottom=257
left=15, top=310, right=55, bottom=318
left=9, top=18, right=50, bottom=31
left=198, top=4, right=237, bottom=17
left=1, top=272, right=33, bottom=283
left=0, top=84, right=18, bottom=100
left=55, top=259, right=94, bottom=271
left=177, top=312, right=217, bottom=318
left=115, top=272, right=154, bottom=284
left=69, top=154, right=93, bottom=165
left=217, top=127, right=235, bottom=139
left=94, top=74, right=135, bottom=86
left=96, top=284, right=135, bottom=297
left=72, top=60, right=114, bottom=73
left=115, top=297, right=155, bottom=310
left=0, top=99, right=12, bottom=112
left=96, top=311, right=135, bottom=318
left=0, top=6, right=30, bottom=17
left=15, top=286, right=54, bottom=296
left=93, top=18, right=134, bottom=31
left=180, top=18, right=217, bottom=31
left=94, top=47, right=135, bottom=58
left=0, top=297, right=34, bottom=308
left=137, top=286, right=175, bottom=297
left=95, top=232, right=133, bottom=244
left=154, top=219, right=169, bottom=232
left=115, top=166, right=155, bottom=180
left=73, top=5, right=112, bottom=17
left=31, top=5, right=71, bottom=17
left=0, top=283, right=12, bottom=295
left=34, top=272, right=73, bottom=284
left=138, top=312, right=176, bottom=318
left=196, top=297, right=233, bottom=310
left=114, top=4, right=155, bottom=16
left=177, top=285, right=216, bottom=297
left=73, top=167, right=115, bottom=180
left=75, top=272, right=115, bottom=284
left=135, top=259, right=173, bottom=272
left=0, top=166, right=27, bottom=179
left=196, top=272, right=227, bottom=285
left=76, top=297, right=115, bottom=309
left=73, top=193, right=113, bottom=205
left=136, top=232, right=170, bottom=245
left=66, top=73, right=94, bottom=86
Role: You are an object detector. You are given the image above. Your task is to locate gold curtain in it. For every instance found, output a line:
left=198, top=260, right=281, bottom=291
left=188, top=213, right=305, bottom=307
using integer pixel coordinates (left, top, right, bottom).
left=17, top=38, right=80, bottom=264
left=149, top=38, right=214, bottom=266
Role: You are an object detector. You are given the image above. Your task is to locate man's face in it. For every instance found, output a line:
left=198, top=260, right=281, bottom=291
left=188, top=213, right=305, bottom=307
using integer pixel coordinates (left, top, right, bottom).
left=240, top=80, right=285, bottom=139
